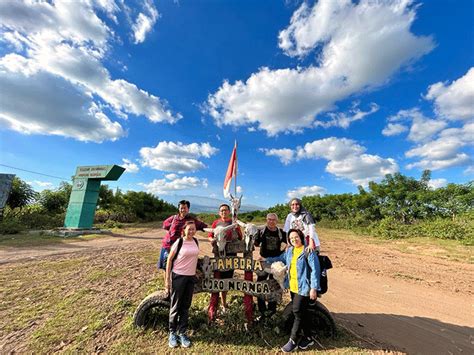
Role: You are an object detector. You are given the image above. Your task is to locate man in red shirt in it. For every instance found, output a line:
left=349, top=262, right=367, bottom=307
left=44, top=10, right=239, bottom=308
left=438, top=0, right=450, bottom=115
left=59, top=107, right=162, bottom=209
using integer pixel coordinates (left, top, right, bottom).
left=207, top=203, right=243, bottom=321
left=158, top=200, right=207, bottom=272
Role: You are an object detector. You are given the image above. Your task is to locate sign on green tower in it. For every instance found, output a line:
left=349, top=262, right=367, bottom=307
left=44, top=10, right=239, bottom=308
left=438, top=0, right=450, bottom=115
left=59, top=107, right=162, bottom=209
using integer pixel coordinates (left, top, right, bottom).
left=64, top=165, right=125, bottom=229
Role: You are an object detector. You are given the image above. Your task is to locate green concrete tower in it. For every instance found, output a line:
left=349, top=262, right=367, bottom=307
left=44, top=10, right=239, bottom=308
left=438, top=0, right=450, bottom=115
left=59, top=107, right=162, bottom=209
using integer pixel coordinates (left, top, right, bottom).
left=64, top=165, right=125, bottom=229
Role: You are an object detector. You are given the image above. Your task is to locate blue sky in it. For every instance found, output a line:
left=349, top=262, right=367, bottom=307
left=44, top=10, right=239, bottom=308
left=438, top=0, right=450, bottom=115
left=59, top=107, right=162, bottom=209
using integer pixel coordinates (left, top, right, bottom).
left=0, top=0, right=473, bottom=208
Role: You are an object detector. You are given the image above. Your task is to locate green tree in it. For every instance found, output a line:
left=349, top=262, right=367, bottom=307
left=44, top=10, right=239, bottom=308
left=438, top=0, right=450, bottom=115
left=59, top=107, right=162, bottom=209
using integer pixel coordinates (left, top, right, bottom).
left=119, top=191, right=175, bottom=221
left=39, top=182, right=71, bottom=213
left=6, top=177, right=38, bottom=210
left=267, top=203, right=289, bottom=221
left=368, top=172, right=431, bottom=223
left=98, top=184, right=115, bottom=209
left=431, top=182, right=474, bottom=220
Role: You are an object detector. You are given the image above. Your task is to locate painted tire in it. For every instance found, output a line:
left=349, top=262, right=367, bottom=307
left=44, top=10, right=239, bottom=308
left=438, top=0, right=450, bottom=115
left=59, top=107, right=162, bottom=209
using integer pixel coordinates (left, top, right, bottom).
left=282, top=300, right=336, bottom=338
left=133, top=290, right=170, bottom=328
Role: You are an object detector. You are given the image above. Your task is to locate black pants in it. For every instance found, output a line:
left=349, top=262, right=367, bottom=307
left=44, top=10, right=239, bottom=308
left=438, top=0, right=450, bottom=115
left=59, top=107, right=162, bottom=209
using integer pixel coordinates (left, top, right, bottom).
left=169, top=272, right=195, bottom=334
left=257, top=272, right=276, bottom=315
left=290, top=292, right=310, bottom=341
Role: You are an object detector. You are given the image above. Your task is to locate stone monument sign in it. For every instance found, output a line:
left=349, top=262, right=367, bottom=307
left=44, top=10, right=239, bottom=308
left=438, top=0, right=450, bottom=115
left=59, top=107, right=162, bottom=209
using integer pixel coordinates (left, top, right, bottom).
left=64, top=165, right=125, bottom=229
left=0, top=173, right=15, bottom=219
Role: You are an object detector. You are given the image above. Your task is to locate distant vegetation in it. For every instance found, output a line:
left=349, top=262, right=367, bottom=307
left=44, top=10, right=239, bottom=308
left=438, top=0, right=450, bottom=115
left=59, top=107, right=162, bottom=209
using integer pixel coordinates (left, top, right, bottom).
left=0, top=177, right=176, bottom=234
left=263, top=171, right=473, bottom=245
left=1, top=171, right=472, bottom=244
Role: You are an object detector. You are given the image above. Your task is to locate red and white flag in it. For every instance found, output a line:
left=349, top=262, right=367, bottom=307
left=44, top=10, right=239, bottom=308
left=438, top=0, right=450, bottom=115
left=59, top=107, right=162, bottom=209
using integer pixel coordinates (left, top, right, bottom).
left=223, top=141, right=237, bottom=198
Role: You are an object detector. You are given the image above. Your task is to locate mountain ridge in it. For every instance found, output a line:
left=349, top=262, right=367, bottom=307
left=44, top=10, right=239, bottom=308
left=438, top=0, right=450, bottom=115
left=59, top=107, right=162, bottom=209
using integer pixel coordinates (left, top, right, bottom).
left=164, top=194, right=266, bottom=213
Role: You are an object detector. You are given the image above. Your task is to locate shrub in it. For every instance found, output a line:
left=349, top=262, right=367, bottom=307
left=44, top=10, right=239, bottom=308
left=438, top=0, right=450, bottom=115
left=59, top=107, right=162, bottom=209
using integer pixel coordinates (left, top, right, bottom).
left=412, top=218, right=473, bottom=244
left=197, top=213, right=218, bottom=225
left=367, top=217, right=412, bottom=239
left=2, top=205, right=64, bottom=230
left=0, top=218, right=23, bottom=234
left=153, top=211, right=177, bottom=222
left=109, top=209, right=137, bottom=223
left=94, top=209, right=110, bottom=223
left=20, top=211, right=64, bottom=230
left=102, top=220, right=123, bottom=229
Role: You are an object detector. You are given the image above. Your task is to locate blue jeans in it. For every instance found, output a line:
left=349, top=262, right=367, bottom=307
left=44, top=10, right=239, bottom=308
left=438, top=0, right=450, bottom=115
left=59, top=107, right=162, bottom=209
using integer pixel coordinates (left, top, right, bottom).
left=158, top=248, right=170, bottom=270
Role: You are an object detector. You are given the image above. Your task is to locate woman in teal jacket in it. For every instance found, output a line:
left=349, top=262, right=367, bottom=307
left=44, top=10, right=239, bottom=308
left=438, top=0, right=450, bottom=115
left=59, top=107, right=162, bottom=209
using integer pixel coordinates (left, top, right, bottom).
left=264, top=228, right=320, bottom=352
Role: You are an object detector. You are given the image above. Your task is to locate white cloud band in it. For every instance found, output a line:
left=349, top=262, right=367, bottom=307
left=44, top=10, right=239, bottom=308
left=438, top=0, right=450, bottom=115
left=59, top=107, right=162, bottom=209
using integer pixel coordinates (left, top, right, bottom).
left=140, top=141, right=218, bottom=173
left=206, top=0, right=434, bottom=136
left=262, top=137, right=398, bottom=185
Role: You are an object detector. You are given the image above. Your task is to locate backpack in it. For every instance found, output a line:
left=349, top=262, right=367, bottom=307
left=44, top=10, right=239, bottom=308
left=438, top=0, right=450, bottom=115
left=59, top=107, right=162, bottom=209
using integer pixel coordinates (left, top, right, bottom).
left=304, top=251, right=332, bottom=295
left=317, top=255, right=332, bottom=295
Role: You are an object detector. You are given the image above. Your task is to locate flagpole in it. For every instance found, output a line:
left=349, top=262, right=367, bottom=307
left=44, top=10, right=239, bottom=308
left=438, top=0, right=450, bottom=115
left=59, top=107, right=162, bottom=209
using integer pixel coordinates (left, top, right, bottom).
left=234, top=140, right=237, bottom=197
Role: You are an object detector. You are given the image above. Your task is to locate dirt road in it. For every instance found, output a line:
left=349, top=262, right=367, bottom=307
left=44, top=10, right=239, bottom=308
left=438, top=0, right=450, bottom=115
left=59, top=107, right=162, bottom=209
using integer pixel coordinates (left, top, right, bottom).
left=1, top=228, right=472, bottom=354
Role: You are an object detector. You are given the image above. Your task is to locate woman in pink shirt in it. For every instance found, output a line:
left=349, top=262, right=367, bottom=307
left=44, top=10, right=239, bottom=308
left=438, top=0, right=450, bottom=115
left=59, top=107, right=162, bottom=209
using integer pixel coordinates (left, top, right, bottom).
left=165, top=221, right=200, bottom=348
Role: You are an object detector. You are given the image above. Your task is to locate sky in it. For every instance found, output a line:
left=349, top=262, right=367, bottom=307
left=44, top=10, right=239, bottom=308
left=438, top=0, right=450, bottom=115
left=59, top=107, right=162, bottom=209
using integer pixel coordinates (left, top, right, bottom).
left=0, top=0, right=473, bottom=209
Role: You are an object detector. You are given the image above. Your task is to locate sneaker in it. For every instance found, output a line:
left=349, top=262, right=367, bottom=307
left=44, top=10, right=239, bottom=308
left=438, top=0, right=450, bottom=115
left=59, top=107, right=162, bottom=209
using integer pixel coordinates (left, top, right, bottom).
left=168, top=332, right=178, bottom=348
left=178, top=334, right=191, bottom=348
left=281, top=338, right=297, bottom=353
left=299, top=336, right=314, bottom=350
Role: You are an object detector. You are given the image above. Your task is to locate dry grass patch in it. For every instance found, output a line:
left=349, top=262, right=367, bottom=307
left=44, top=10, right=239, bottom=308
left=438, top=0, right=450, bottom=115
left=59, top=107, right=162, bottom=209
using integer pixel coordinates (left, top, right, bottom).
left=318, top=227, right=472, bottom=263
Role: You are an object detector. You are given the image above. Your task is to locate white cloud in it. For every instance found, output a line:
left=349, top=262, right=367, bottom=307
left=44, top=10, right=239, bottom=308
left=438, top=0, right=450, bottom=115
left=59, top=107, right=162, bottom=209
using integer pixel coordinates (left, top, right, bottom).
left=28, top=180, right=54, bottom=191
left=140, top=175, right=207, bottom=195
left=140, top=141, right=218, bottom=173
left=382, top=123, right=408, bottom=136
left=263, top=137, right=398, bottom=186
left=142, top=158, right=206, bottom=173
left=405, top=121, right=473, bottom=170
left=425, top=67, right=474, bottom=121
left=315, top=103, right=379, bottom=129
left=165, top=173, right=178, bottom=180
left=206, top=0, right=434, bottom=135
left=296, top=137, right=365, bottom=161
left=122, top=158, right=139, bottom=173
left=0, top=1, right=110, bottom=47
left=409, top=116, right=447, bottom=142
left=464, top=166, right=474, bottom=175
left=384, top=69, right=474, bottom=172
left=387, top=108, right=447, bottom=142
left=260, top=148, right=295, bottom=165
left=388, top=108, right=447, bottom=142
left=236, top=185, right=243, bottom=194
left=278, top=1, right=340, bottom=58
left=0, top=67, right=125, bottom=142
left=132, top=0, right=159, bottom=44
left=287, top=185, right=326, bottom=199
left=428, top=178, right=447, bottom=189
left=0, top=1, right=180, bottom=142
left=326, top=154, right=398, bottom=186
left=407, top=153, right=470, bottom=171
left=34, top=181, right=54, bottom=188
